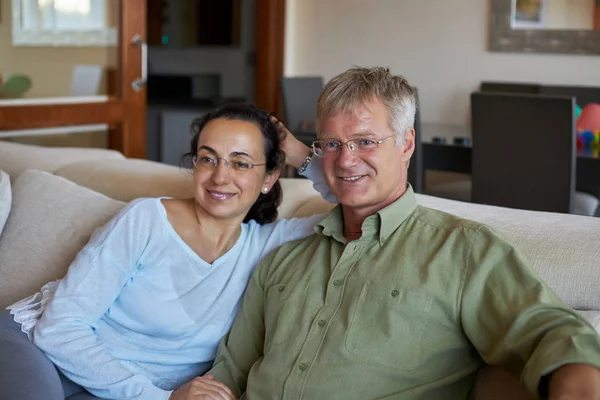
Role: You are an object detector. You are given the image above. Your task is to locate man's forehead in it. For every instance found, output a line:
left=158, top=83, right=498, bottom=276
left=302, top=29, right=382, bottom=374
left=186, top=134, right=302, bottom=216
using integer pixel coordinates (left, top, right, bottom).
left=318, top=108, right=386, bottom=138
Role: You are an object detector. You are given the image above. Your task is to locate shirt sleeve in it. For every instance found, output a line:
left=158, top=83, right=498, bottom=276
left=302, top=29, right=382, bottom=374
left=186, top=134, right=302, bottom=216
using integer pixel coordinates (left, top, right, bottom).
left=207, top=250, right=274, bottom=397
left=460, top=226, right=600, bottom=395
left=300, top=156, right=337, bottom=203
left=33, top=200, right=173, bottom=400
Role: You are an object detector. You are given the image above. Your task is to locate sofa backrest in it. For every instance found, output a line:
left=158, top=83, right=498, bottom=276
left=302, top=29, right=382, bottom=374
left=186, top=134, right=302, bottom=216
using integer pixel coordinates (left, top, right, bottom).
left=0, top=141, right=124, bottom=180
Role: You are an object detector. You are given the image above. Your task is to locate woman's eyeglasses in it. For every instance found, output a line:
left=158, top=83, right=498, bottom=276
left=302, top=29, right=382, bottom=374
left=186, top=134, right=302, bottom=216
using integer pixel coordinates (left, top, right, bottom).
left=192, top=154, right=266, bottom=172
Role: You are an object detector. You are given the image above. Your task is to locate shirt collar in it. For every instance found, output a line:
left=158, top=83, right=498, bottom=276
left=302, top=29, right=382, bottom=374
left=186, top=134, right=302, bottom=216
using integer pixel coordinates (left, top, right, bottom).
left=315, top=184, right=417, bottom=244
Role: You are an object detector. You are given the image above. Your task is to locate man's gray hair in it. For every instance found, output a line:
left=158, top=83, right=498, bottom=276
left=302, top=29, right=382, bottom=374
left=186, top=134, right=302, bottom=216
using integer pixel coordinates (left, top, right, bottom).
left=316, top=66, right=417, bottom=146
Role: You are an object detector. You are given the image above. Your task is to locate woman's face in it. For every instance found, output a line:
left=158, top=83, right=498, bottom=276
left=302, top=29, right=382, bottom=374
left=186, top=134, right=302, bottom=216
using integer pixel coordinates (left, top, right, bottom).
left=193, top=118, right=279, bottom=222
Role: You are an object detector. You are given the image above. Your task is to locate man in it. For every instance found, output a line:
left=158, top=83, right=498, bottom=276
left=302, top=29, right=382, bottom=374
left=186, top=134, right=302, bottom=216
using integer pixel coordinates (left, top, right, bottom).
left=204, top=67, right=600, bottom=399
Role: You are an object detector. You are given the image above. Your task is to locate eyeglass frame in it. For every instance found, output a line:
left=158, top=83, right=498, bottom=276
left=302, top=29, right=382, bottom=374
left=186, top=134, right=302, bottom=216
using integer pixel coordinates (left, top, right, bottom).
left=311, top=135, right=395, bottom=157
left=192, top=153, right=267, bottom=172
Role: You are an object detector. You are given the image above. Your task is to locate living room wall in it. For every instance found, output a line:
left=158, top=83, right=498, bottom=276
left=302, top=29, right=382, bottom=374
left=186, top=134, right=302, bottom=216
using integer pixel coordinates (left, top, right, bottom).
left=0, top=0, right=115, bottom=98
left=284, top=0, right=600, bottom=125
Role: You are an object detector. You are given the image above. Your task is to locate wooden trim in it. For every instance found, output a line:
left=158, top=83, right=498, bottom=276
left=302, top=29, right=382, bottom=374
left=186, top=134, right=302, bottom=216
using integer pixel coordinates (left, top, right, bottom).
left=0, top=0, right=147, bottom=159
left=255, top=0, right=286, bottom=117
left=0, top=100, right=125, bottom=130
left=110, top=0, right=147, bottom=158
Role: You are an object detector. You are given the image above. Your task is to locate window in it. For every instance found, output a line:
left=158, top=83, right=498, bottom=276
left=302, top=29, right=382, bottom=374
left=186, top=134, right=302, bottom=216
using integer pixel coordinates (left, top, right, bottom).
left=12, top=0, right=117, bottom=46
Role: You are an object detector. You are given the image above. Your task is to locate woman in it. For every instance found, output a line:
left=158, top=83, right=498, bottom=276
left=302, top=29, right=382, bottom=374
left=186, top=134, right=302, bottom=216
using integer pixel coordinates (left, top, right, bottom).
left=0, top=104, right=330, bottom=400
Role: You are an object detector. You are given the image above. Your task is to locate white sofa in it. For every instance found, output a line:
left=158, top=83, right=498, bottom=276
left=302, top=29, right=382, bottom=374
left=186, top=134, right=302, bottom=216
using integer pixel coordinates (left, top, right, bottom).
left=2, top=140, right=600, bottom=400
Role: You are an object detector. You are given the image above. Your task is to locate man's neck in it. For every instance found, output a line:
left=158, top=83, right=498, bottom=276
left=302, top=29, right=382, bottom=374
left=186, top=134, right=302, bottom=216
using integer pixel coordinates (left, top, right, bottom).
left=342, top=183, right=408, bottom=242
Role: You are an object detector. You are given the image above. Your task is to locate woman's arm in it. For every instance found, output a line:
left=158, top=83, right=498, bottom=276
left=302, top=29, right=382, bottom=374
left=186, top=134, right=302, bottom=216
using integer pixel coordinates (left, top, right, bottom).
left=275, top=117, right=337, bottom=203
left=33, top=200, right=173, bottom=400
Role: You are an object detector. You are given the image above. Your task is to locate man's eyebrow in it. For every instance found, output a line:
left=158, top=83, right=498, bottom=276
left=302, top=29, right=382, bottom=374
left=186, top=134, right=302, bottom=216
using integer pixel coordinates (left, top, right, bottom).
left=319, top=130, right=377, bottom=140
left=351, top=130, right=377, bottom=138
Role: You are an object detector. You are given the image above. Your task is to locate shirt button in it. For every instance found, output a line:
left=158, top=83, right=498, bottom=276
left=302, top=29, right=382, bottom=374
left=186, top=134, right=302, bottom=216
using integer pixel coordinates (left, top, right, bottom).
left=298, top=363, right=308, bottom=371
left=278, top=286, right=285, bottom=292
left=391, top=290, right=399, bottom=297
left=333, top=279, right=342, bottom=287
left=317, top=320, right=326, bottom=327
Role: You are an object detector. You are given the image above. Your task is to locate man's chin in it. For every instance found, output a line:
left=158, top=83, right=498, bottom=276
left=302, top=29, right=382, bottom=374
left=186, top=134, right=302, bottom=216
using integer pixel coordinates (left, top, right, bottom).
left=334, top=191, right=371, bottom=208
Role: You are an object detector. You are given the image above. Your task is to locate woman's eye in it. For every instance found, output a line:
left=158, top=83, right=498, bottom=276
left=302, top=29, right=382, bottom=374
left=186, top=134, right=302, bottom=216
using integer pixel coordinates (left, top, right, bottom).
left=234, top=161, right=251, bottom=169
left=199, top=156, right=215, bottom=164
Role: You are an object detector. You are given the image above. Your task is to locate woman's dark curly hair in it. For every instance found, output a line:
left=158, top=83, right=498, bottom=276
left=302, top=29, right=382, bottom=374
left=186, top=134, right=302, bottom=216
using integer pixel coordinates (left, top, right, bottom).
left=182, top=103, right=286, bottom=225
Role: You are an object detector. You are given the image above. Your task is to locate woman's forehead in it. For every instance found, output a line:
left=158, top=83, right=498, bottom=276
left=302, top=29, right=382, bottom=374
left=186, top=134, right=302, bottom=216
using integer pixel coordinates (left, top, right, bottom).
left=197, top=119, right=264, bottom=155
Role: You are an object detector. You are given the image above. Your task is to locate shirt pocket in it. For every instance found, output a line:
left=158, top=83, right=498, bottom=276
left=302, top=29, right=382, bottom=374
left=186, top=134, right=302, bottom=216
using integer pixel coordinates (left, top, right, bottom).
left=264, top=281, right=308, bottom=349
left=344, top=282, right=433, bottom=371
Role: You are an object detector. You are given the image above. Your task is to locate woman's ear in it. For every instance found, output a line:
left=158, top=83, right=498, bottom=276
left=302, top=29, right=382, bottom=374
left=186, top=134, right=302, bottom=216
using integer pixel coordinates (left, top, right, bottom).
left=262, top=169, right=281, bottom=193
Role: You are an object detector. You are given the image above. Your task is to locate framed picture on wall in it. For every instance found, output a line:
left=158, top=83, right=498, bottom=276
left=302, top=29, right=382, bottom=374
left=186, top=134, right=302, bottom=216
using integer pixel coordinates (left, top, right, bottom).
left=511, top=0, right=547, bottom=29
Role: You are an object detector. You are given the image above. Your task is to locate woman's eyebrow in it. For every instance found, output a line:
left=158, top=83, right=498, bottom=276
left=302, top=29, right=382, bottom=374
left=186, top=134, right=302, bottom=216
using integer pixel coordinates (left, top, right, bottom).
left=198, top=145, right=218, bottom=155
left=231, top=151, right=255, bottom=160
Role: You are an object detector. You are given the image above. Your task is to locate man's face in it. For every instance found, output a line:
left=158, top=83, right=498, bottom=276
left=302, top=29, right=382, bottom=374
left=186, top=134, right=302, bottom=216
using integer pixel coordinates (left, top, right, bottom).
left=317, top=99, right=415, bottom=215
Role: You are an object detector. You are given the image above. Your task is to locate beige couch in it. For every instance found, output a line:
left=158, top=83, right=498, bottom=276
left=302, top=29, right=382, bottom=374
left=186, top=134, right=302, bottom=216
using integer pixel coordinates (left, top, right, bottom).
left=2, top=140, right=600, bottom=400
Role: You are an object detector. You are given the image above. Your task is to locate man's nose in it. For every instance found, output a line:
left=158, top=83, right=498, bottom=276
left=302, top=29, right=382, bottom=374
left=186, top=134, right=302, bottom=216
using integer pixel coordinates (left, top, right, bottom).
left=336, top=143, right=359, bottom=168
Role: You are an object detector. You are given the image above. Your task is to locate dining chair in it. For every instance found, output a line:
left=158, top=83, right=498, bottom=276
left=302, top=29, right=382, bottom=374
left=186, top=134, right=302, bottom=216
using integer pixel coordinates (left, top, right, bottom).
left=470, top=92, right=599, bottom=216
left=280, top=76, right=324, bottom=133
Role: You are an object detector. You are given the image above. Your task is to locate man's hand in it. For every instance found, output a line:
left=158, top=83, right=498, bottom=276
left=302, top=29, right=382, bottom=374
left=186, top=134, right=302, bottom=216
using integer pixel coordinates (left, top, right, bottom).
left=169, top=375, right=237, bottom=400
left=548, top=363, right=600, bottom=399
left=270, top=115, right=311, bottom=169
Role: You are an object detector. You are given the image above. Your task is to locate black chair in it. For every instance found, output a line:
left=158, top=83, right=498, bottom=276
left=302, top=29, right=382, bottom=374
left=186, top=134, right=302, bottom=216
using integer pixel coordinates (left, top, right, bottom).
left=470, top=92, right=599, bottom=215
left=540, top=84, right=600, bottom=108
left=280, top=76, right=324, bottom=132
left=480, top=81, right=541, bottom=94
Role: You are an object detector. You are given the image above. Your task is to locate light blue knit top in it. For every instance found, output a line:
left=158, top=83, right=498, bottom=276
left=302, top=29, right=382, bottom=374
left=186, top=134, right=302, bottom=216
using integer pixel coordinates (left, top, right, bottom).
left=27, top=162, right=332, bottom=400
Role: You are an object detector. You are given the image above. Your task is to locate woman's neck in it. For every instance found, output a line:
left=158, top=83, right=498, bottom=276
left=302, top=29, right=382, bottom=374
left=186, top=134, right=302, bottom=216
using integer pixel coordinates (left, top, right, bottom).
left=189, top=199, right=244, bottom=261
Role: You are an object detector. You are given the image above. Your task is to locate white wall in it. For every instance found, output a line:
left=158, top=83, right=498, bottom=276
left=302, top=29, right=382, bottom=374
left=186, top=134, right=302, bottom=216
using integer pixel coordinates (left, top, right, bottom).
left=284, top=0, right=600, bottom=125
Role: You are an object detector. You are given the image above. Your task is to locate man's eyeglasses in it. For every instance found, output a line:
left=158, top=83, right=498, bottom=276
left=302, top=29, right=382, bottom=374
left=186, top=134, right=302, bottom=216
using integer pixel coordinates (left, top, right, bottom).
left=192, top=154, right=266, bottom=172
left=312, top=136, right=395, bottom=157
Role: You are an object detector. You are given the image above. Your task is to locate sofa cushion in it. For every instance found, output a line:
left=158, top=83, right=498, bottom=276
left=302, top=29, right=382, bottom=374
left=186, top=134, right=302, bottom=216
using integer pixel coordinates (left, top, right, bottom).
left=0, top=170, right=125, bottom=308
left=0, top=141, right=125, bottom=181
left=54, top=158, right=195, bottom=202
left=0, top=170, right=10, bottom=236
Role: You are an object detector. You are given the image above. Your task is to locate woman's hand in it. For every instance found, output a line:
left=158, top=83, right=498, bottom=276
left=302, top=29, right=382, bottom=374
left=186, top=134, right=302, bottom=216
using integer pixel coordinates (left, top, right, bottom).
left=169, top=375, right=237, bottom=400
left=271, top=115, right=311, bottom=169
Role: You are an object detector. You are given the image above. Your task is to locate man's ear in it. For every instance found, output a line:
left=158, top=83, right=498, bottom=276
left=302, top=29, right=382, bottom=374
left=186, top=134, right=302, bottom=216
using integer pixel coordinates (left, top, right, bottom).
left=401, top=128, right=416, bottom=162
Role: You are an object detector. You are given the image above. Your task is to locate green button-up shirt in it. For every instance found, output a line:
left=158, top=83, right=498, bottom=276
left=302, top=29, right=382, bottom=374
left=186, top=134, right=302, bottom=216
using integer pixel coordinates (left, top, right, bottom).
left=209, top=186, right=600, bottom=399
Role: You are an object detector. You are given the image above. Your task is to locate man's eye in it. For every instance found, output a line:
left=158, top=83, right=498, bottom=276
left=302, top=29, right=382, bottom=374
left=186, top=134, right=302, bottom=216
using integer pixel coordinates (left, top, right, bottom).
left=358, top=139, right=376, bottom=147
left=325, top=141, right=339, bottom=148
left=234, top=161, right=251, bottom=169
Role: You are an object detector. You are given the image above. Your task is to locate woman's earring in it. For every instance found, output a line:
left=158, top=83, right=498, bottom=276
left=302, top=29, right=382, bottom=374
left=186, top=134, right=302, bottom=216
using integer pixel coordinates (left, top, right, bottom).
left=263, top=187, right=269, bottom=193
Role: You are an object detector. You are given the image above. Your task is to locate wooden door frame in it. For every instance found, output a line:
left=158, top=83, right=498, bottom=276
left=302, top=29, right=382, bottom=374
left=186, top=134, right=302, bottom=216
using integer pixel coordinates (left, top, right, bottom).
left=0, top=0, right=147, bottom=159
left=255, top=0, right=286, bottom=118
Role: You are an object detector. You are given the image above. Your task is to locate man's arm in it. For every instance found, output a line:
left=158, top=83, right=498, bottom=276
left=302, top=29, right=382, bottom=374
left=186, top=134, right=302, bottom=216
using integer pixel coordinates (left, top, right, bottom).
left=206, top=252, right=274, bottom=398
left=460, top=226, right=600, bottom=397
